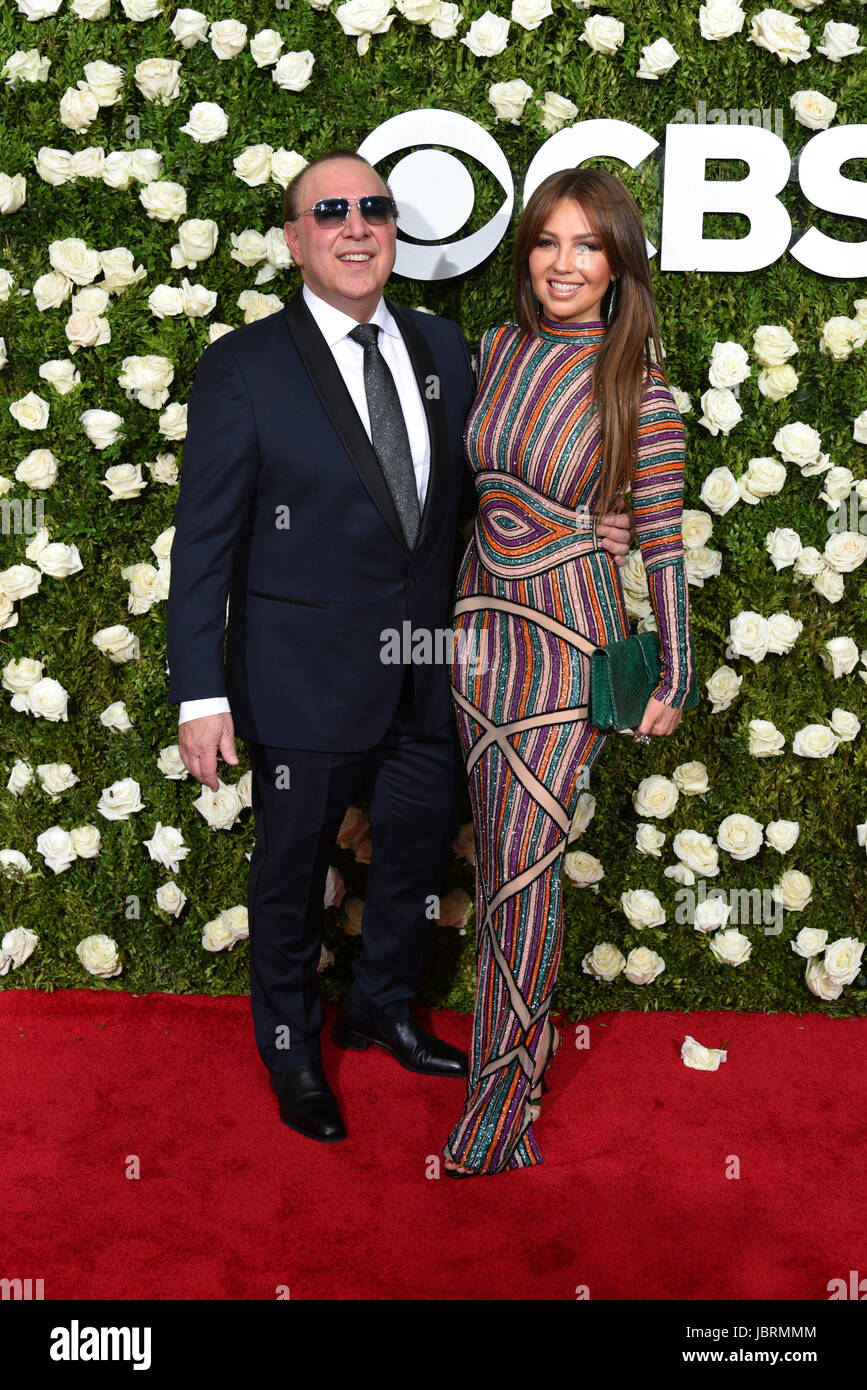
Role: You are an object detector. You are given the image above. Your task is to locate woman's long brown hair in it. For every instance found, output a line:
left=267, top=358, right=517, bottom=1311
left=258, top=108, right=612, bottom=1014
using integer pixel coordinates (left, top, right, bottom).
left=513, top=168, right=670, bottom=520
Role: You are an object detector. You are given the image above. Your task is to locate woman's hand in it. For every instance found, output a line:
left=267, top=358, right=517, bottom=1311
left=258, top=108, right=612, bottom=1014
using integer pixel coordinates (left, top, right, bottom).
left=595, top=509, right=635, bottom=567
left=634, top=696, right=683, bottom=739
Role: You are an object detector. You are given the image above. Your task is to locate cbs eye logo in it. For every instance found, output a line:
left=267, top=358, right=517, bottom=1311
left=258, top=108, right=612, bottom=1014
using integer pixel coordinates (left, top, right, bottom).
left=358, top=109, right=514, bottom=281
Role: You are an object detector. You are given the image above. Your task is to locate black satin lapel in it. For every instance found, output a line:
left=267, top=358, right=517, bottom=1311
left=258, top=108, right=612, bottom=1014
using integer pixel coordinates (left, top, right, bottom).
left=385, top=299, right=448, bottom=551
left=282, top=293, right=406, bottom=551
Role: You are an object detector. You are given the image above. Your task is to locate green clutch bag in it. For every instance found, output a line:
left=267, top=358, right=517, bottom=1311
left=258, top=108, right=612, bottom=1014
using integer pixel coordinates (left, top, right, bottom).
left=589, top=630, right=699, bottom=731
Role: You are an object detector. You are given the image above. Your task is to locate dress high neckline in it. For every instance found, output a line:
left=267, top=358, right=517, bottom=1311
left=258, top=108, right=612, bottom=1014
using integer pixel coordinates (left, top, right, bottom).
left=537, top=312, right=607, bottom=342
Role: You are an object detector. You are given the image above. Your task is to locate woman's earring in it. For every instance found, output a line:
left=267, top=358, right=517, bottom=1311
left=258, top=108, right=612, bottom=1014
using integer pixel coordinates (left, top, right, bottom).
left=606, top=276, right=619, bottom=323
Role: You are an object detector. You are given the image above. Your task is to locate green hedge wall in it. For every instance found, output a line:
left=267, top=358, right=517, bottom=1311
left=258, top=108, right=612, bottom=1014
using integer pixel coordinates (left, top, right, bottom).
left=1, top=0, right=866, bottom=1018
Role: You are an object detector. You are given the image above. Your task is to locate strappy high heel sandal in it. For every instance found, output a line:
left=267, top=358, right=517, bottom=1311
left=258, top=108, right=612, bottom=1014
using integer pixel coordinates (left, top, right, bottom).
left=527, top=1020, right=562, bottom=1121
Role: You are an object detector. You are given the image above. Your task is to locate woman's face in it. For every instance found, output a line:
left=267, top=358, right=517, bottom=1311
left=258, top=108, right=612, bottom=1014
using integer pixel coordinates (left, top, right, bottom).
left=527, top=197, right=615, bottom=324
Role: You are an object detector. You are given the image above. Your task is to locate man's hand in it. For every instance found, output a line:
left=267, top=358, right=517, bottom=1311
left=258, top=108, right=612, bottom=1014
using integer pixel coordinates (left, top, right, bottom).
left=178, top=712, right=238, bottom=792
left=595, top=509, right=635, bottom=567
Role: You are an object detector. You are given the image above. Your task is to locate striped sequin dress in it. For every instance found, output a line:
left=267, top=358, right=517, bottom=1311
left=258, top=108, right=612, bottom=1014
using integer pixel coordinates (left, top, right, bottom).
left=443, top=313, right=694, bottom=1174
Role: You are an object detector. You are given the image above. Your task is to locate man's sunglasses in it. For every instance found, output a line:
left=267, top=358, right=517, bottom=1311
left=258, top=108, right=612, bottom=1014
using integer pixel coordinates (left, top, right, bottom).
left=294, top=195, right=398, bottom=229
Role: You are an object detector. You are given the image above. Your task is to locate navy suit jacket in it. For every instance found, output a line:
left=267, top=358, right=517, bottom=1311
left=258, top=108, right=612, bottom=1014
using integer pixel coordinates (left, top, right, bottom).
left=165, top=289, right=477, bottom=750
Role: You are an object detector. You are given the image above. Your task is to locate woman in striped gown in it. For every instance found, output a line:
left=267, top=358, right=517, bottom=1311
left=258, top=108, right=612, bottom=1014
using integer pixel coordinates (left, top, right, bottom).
left=443, top=169, right=695, bottom=1177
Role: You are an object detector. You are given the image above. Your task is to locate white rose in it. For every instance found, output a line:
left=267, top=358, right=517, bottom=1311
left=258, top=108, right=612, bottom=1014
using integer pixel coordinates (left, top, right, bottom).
left=824, top=937, right=864, bottom=985
left=580, top=15, right=624, bottom=53
left=80, top=408, right=123, bottom=449
left=233, top=144, right=273, bottom=187
left=510, top=0, right=551, bottom=30
left=748, top=8, right=811, bottom=63
left=202, top=915, right=238, bottom=951
left=230, top=229, right=269, bottom=267
left=790, top=89, right=836, bottom=130
left=170, top=217, right=219, bottom=270
left=772, top=421, right=822, bottom=469
left=437, top=889, right=472, bottom=928
left=170, top=8, right=209, bottom=47
left=139, top=180, right=187, bottom=222
left=726, top=610, right=770, bottom=662
left=813, top=565, right=845, bottom=603
left=0, top=172, right=26, bottom=213
left=772, top=868, right=813, bottom=912
left=698, top=387, right=742, bottom=436
left=149, top=451, right=179, bottom=483
left=684, top=546, right=721, bottom=587
left=1, top=927, right=38, bottom=968
left=699, top=465, right=740, bottom=515
left=117, top=354, right=175, bottom=410
left=120, top=0, right=163, bottom=17
left=635, top=823, right=665, bottom=856
left=824, top=532, right=867, bottom=573
left=143, top=822, right=190, bottom=873
left=396, top=0, right=440, bottom=19
left=92, top=623, right=139, bottom=663
left=34, top=148, right=72, bottom=185
left=0, top=563, right=41, bottom=600
left=672, top=762, right=709, bottom=796
left=65, top=311, right=110, bottom=352
left=753, top=323, right=798, bottom=366
left=816, top=21, right=864, bottom=63
left=582, top=941, right=626, bottom=980
left=3, top=656, right=43, bottom=693
left=37, top=762, right=79, bottom=798
left=148, top=284, right=185, bottom=318
left=129, top=149, right=163, bottom=183
left=82, top=60, right=124, bottom=106
left=537, top=91, right=578, bottom=134
left=121, top=561, right=159, bottom=612
left=76, top=933, right=122, bottom=977
left=30, top=537, right=83, bottom=579
left=101, top=463, right=147, bottom=500
left=97, top=777, right=144, bottom=820
left=69, top=822, right=100, bottom=856
left=765, top=820, right=800, bottom=853
left=180, top=101, right=228, bottom=144
left=429, top=1, right=461, bottom=38
left=681, top=1035, right=727, bottom=1070
left=37, top=362, right=79, bottom=398
left=757, top=364, right=798, bottom=401
left=461, top=10, right=511, bottom=56
left=100, top=701, right=132, bottom=731
left=269, top=148, right=307, bottom=189
left=709, top=927, right=752, bottom=965
left=568, top=791, right=595, bottom=841
left=32, top=270, right=72, bottom=310
left=670, top=385, right=692, bottom=415
left=193, top=777, right=242, bottom=830
left=156, top=881, right=187, bottom=917
left=805, top=955, right=842, bottom=1000
left=793, top=546, right=824, bottom=578
left=17, top=675, right=70, bottom=721
left=9, top=391, right=49, bottom=430
left=17, top=0, right=64, bottom=12
left=101, top=151, right=135, bottom=188
left=620, top=888, right=666, bottom=930
left=765, top=527, right=801, bottom=571
left=637, top=37, right=680, bottom=80
left=3, top=49, right=51, bottom=85
left=134, top=58, right=182, bottom=103
left=681, top=510, right=713, bottom=549
left=335, top=0, right=396, bottom=52
left=829, top=708, right=860, bottom=742
left=250, top=28, right=284, bottom=65
left=748, top=718, right=785, bottom=756
left=791, top=723, right=839, bottom=758
left=273, top=51, right=315, bottom=91
left=159, top=402, right=188, bottom=439
left=717, top=812, right=763, bottom=860
left=699, top=1, right=745, bottom=42
left=6, top=761, right=34, bottom=796
left=60, top=84, right=100, bottom=133
left=36, top=826, right=76, bottom=874
left=237, top=769, right=252, bottom=809
left=624, top=946, right=665, bottom=985
left=820, top=315, right=861, bottom=361
left=488, top=79, right=533, bottom=122
left=179, top=278, right=217, bottom=317
left=14, top=450, right=59, bottom=489
left=790, top=926, right=827, bottom=958
left=821, top=635, right=859, bottom=678
left=563, top=850, right=604, bottom=887
left=743, top=456, right=786, bottom=499
left=209, top=19, right=248, bottom=59
left=48, top=236, right=101, bottom=286
left=632, top=774, right=679, bottom=819
left=157, top=744, right=188, bottom=779
left=819, top=466, right=855, bottom=506
left=673, top=828, right=720, bottom=875
left=237, top=289, right=282, bottom=323
left=693, top=894, right=732, bottom=934
left=99, top=247, right=146, bottom=294
left=708, top=340, right=750, bottom=388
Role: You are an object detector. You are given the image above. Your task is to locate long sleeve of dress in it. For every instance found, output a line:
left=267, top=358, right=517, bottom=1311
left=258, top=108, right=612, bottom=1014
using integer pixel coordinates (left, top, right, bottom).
left=630, top=365, right=695, bottom=709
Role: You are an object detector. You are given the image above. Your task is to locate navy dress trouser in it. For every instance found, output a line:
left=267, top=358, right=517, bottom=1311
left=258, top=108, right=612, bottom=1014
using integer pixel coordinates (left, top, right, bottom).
left=246, top=670, right=461, bottom=1072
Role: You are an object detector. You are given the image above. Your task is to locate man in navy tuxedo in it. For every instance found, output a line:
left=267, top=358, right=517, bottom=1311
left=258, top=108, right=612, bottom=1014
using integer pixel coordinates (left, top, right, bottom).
left=166, top=149, right=633, bottom=1143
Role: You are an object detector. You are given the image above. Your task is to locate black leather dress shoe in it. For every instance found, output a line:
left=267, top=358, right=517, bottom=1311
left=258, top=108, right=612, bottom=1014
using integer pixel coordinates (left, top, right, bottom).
left=268, top=1060, right=346, bottom=1142
left=332, top=1004, right=468, bottom=1077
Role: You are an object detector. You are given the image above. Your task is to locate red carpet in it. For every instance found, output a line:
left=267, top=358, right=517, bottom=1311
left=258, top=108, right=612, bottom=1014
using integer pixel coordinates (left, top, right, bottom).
left=2, top=991, right=864, bottom=1300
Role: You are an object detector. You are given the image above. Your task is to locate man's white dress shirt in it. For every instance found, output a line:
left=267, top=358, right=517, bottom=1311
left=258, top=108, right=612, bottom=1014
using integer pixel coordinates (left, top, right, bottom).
left=177, top=283, right=431, bottom=726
